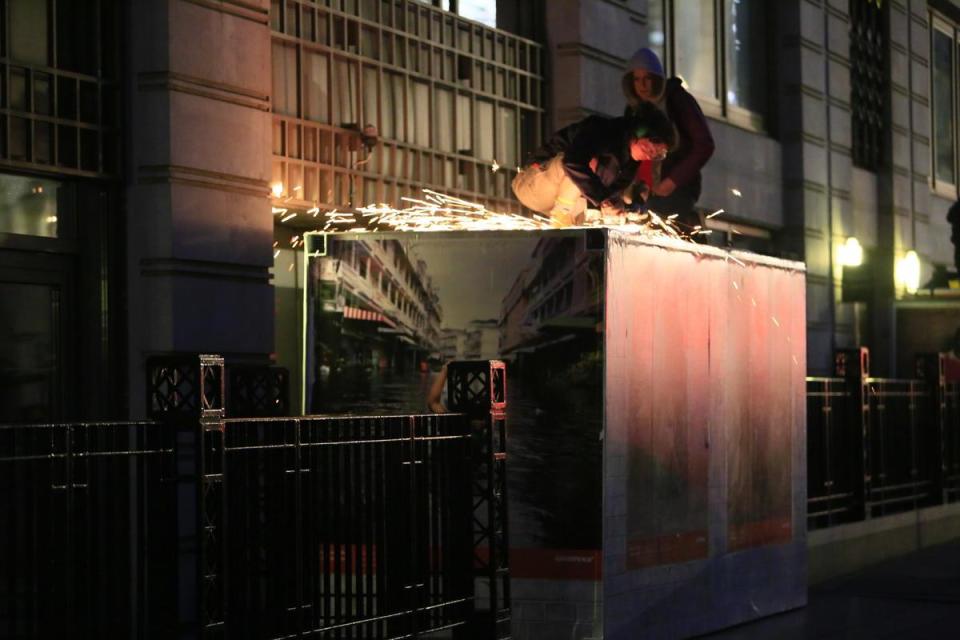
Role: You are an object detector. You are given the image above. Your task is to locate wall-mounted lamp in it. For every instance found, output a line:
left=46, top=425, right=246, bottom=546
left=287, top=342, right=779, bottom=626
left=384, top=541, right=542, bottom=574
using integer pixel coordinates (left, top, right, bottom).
left=840, top=237, right=870, bottom=303
left=837, top=237, right=864, bottom=267
left=895, top=250, right=921, bottom=294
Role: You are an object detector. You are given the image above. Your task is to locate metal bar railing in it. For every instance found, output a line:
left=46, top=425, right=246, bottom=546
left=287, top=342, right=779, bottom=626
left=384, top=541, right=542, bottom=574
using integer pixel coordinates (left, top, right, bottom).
left=0, top=420, right=175, bottom=639
left=806, top=349, right=959, bottom=530
left=2, top=354, right=499, bottom=639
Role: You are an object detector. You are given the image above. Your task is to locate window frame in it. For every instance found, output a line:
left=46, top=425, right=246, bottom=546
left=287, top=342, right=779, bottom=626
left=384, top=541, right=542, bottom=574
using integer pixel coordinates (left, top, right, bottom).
left=656, top=0, right=768, bottom=133
left=929, top=13, right=959, bottom=198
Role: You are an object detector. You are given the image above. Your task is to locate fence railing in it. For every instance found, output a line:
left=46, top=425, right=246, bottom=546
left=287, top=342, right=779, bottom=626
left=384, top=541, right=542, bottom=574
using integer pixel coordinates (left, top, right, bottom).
left=2, top=355, right=509, bottom=640
left=0, top=420, right=175, bottom=639
left=208, top=414, right=474, bottom=639
left=807, top=349, right=960, bottom=530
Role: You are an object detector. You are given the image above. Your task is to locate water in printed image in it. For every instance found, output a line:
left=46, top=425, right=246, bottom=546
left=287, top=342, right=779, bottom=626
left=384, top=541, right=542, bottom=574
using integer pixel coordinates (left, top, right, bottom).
left=306, top=232, right=603, bottom=571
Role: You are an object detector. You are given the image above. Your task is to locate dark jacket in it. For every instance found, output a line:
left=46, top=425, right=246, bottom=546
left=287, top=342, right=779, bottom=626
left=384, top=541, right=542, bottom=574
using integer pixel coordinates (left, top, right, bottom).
left=527, top=115, right=639, bottom=207
left=625, top=77, right=714, bottom=201
left=949, top=201, right=960, bottom=243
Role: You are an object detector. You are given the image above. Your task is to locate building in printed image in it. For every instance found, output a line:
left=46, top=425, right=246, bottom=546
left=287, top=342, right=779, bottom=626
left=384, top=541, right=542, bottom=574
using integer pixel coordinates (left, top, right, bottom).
left=314, top=237, right=442, bottom=371
left=499, top=234, right=603, bottom=365
left=463, top=318, right=499, bottom=359
left=441, top=327, right=470, bottom=360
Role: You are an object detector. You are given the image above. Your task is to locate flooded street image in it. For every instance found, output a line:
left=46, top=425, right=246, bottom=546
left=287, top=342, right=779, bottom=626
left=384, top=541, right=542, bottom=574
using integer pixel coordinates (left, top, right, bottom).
left=311, top=350, right=603, bottom=553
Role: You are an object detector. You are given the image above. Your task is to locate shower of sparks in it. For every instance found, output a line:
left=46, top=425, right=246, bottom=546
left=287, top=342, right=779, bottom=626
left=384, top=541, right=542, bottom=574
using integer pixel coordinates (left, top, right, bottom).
left=771, top=316, right=780, bottom=327
left=272, top=207, right=288, bottom=215
left=491, top=160, right=500, bottom=173
left=281, top=212, right=297, bottom=222
left=706, top=209, right=724, bottom=219
left=288, top=189, right=709, bottom=241
left=731, top=188, right=742, bottom=198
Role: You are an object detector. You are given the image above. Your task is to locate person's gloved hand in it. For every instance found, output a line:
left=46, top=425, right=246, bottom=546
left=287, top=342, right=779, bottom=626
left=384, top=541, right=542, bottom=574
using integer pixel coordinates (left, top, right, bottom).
left=652, top=177, right=677, bottom=197
left=622, top=182, right=650, bottom=212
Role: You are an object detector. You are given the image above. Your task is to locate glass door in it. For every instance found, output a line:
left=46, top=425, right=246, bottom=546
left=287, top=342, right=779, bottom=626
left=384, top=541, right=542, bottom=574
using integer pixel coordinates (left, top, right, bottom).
left=0, top=253, right=74, bottom=422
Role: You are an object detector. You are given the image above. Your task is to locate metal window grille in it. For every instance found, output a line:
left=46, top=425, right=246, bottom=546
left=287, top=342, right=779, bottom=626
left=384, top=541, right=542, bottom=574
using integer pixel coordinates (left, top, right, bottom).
left=850, top=0, right=885, bottom=171
left=270, top=0, right=544, bottom=214
left=0, top=0, right=120, bottom=177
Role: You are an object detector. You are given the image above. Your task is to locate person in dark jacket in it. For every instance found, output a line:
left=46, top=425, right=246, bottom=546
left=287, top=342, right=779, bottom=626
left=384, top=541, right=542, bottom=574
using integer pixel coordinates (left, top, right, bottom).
left=512, top=103, right=675, bottom=226
left=949, top=200, right=960, bottom=274
left=622, top=47, right=715, bottom=231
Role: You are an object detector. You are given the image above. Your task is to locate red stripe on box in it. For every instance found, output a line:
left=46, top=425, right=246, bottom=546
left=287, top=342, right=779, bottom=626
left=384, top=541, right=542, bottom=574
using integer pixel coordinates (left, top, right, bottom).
left=626, top=530, right=709, bottom=569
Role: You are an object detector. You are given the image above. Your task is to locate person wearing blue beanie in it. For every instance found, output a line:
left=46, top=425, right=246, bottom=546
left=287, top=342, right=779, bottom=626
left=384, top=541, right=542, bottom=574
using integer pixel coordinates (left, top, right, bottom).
left=622, top=47, right=715, bottom=233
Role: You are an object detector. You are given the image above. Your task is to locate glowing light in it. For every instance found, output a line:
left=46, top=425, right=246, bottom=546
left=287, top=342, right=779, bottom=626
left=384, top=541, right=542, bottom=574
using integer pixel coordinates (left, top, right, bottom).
left=271, top=182, right=284, bottom=197
left=731, top=188, right=742, bottom=198
left=45, top=216, right=57, bottom=223
left=895, top=250, right=921, bottom=294
left=837, top=237, right=864, bottom=267
left=316, top=189, right=711, bottom=243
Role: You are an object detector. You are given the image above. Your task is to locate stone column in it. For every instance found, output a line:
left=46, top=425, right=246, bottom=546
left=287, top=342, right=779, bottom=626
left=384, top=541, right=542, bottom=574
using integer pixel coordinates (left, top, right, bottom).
left=777, top=1, right=858, bottom=374
left=875, top=0, right=933, bottom=375
left=543, top=0, right=647, bottom=129
left=124, top=0, right=274, bottom=416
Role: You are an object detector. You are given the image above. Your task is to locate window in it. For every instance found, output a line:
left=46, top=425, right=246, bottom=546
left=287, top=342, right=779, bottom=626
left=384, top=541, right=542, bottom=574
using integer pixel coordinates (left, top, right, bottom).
left=725, top=0, right=766, bottom=113
left=304, top=51, right=330, bottom=123
left=931, top=19, right=956, bottom=188
left=272, top=43, right=298, bottom=117
left=674, top=0, right=717, bottom=100
left=417, top=0, right=496, bottom=28
left=0, top=1, right=119, bottom=175
left=649, top=0, right=768, bottom=128
left=0, top=174, right=63, bottom=238
left=270, top=0, right=541, bottom=211
left=851, top=0, right=885, bottom=171
left=457, top=1, right=496, bottom=28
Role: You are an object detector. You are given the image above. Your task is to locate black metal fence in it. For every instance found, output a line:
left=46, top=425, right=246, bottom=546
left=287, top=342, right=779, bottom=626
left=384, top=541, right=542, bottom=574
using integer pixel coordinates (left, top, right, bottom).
left=2, top=355, right=506, bottom=640
left=0, top=420, right=175, bottom=639
left=807, top=349, right=960, bottom=529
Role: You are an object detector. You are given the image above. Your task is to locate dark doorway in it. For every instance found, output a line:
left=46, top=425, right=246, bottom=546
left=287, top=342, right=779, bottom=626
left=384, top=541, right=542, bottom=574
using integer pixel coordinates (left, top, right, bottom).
left=0, top=251, right=76, bottom=422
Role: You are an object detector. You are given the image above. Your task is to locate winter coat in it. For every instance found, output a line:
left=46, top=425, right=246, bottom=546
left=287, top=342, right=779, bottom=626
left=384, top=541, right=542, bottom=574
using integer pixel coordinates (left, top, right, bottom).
left=526, top=115, right=639, bottom=207
left=624, top=77, right=715, bottom=201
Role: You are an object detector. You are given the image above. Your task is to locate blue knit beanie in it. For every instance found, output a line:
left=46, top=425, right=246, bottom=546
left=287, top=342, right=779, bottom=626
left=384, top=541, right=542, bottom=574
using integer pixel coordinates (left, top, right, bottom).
left=627, top=47, right=664, bottom=77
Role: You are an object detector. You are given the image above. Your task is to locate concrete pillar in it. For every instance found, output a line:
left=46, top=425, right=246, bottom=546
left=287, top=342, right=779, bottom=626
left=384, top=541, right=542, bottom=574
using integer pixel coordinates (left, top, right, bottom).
left=124, top=0, right=274, bottom=417
left=875, top=0, right=932, bottom=375
left=777, top=1, right=834, bottom=374
left=543, top=0, right=647, bottom=128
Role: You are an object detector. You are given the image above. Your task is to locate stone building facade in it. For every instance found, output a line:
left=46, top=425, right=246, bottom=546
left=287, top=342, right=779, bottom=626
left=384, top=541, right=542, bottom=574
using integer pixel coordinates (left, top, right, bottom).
left=1, top=0, right=959, bottom=413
